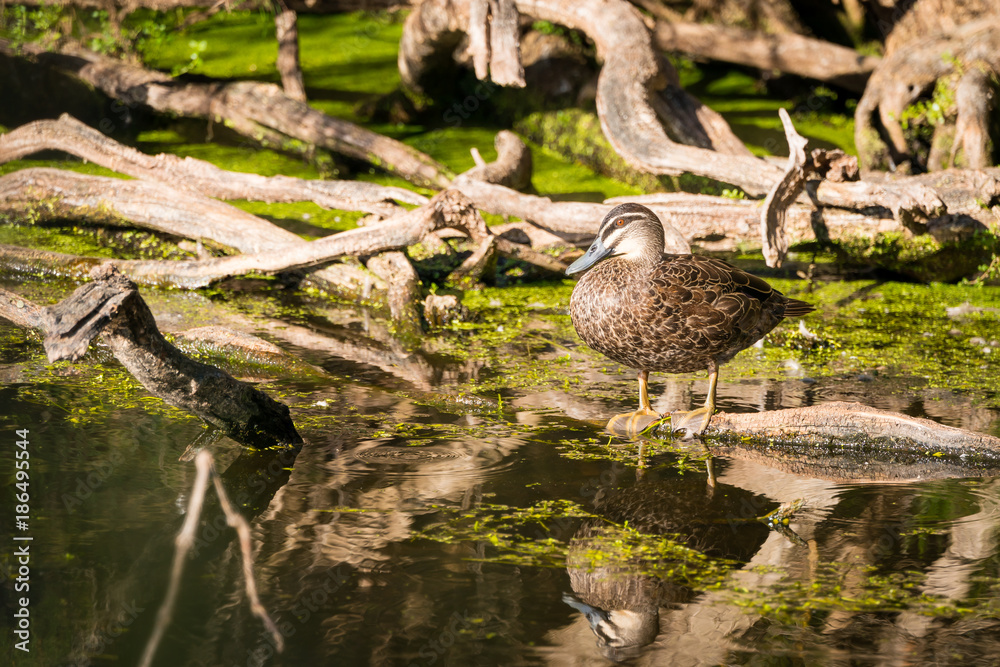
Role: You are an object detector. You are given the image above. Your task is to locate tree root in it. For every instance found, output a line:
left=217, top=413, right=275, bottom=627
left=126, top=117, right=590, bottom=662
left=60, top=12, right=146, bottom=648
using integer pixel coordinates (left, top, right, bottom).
left=854, top=18, right=1000, bottom=171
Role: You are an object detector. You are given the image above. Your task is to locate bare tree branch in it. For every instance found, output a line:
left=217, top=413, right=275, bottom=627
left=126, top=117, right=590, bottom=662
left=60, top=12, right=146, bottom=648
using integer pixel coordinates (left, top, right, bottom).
left=760, top=108, right=809, bottom=268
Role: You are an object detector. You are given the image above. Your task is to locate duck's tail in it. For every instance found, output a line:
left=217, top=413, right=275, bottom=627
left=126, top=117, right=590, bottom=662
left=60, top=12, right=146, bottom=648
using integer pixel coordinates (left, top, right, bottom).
left=783, top=298, right=815, bottom=317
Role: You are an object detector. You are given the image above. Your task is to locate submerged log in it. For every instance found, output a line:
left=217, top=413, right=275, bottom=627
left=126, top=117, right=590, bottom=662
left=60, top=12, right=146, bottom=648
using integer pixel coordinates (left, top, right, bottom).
left=599, top=401, right=1000, bottom=468
left=0, top=268, right=302, bottom=449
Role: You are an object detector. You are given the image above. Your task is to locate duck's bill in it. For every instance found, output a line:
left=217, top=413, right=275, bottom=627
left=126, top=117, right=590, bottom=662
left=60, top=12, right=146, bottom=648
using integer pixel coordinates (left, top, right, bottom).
left=566, top=237, right=612, bottom=275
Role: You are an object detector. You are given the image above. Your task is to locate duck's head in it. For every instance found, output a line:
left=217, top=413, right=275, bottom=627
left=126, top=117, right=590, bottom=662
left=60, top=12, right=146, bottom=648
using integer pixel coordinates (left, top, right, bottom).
left=566, top=203, right=665, bottom=276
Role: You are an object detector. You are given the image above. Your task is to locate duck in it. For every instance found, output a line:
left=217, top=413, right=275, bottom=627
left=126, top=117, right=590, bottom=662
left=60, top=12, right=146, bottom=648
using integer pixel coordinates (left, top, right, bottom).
left=566, top=203, right=814, bottom=436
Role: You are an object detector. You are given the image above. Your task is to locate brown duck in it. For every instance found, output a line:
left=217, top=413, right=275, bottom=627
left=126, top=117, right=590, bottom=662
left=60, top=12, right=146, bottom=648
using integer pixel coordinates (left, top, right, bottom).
left=567, top=203, right=814, bottom=435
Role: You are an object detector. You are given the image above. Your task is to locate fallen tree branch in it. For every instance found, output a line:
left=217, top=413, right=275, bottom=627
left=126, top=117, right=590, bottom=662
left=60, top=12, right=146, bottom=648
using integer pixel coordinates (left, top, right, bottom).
left=0, top=167, right=298, bottom=254
left=1, top=268, right=302, bottom=448
left=0, top=40, right=453, bottom=188
left=453, top=178, right=690, bottom=251
left=652, top=20, right=880, bottom=93
left=0, top=166, right=390, bottom=298
left=760, top=108, right=809, bottom=268
left=0, top=115, right=427, bottom=216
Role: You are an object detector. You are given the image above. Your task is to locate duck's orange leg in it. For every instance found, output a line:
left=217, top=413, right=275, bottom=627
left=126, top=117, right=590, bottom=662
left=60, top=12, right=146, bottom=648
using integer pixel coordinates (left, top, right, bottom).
left=607, top=370, right=662, bottom=436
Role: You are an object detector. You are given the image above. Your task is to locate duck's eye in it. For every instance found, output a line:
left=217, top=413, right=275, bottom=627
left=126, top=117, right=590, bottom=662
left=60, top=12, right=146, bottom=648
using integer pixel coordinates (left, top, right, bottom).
left=615, top=219, right=624, bottom=227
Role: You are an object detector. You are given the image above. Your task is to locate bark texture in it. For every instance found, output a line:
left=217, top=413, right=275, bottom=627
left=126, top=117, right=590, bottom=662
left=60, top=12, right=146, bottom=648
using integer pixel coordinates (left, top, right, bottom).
left=855, top=18, right=1000, bottom=171
left=760, top=108, right=808, bottom=268
left=708, top=401, right=1000, bottom=453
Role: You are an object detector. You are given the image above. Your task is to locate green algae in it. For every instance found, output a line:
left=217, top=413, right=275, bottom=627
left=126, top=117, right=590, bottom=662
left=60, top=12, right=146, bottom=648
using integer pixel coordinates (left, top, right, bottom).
left=419, top=499, right=735, bottom=586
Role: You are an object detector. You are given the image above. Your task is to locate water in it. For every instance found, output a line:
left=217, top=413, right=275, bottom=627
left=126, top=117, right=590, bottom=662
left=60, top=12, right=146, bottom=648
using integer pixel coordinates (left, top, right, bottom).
left=3, top=277, right=1000, bottom=667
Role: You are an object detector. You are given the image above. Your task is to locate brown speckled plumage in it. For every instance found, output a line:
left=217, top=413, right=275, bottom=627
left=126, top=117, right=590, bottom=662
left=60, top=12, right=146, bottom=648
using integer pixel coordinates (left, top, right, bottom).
left=569, top=203, right=813, bottom=380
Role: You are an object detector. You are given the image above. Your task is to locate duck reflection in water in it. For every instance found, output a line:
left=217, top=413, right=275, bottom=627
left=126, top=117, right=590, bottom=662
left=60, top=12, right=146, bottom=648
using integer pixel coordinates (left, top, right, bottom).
left=562, top=469, right=772, bottom=662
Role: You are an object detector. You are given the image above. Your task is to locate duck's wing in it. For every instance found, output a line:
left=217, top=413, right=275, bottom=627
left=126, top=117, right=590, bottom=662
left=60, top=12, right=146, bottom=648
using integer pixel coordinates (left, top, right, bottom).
left=647, top=255, right=795, bottom=350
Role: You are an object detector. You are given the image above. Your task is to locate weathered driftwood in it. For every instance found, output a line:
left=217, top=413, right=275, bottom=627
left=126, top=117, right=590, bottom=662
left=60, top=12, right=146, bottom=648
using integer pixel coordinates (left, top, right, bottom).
left=400, top=0, right=763, bottom=187
left=274, top=7, right=306, bottom=102
left=0, top=40, right=453, bottom=188
left=604, top=192, right=896, bottom=252
left=0, top=287, right=45, bottom=329
left=467, top=0, right=526, bottom=86
left=0, top=268, right=302, bottom=449
left=0, top=167, right=294, bottom=254
left=652, top=20, right=880, bottom=93
left=599, top=400, right=1000, bottom=458
left=760, top=108, right=809, bottom=268
left=452, top=178, right=688, bottom=251
left=0, top=115, right=427, bottom=216
left=399, top=0, right=973, bottom=228
left=0, top=189, right=566, bottom=288
left=0, top=167, right=388, bottom=298
left=457, top=130, right=532, bottom=191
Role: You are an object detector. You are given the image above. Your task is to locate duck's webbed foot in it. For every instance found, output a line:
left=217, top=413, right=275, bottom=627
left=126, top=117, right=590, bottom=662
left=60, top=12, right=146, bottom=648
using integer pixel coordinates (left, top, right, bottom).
left=668, top=406, right=714, bottom=436
left=669, top=362, right=720, bottom=437
left=606, top=408, right=662, bottom=436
